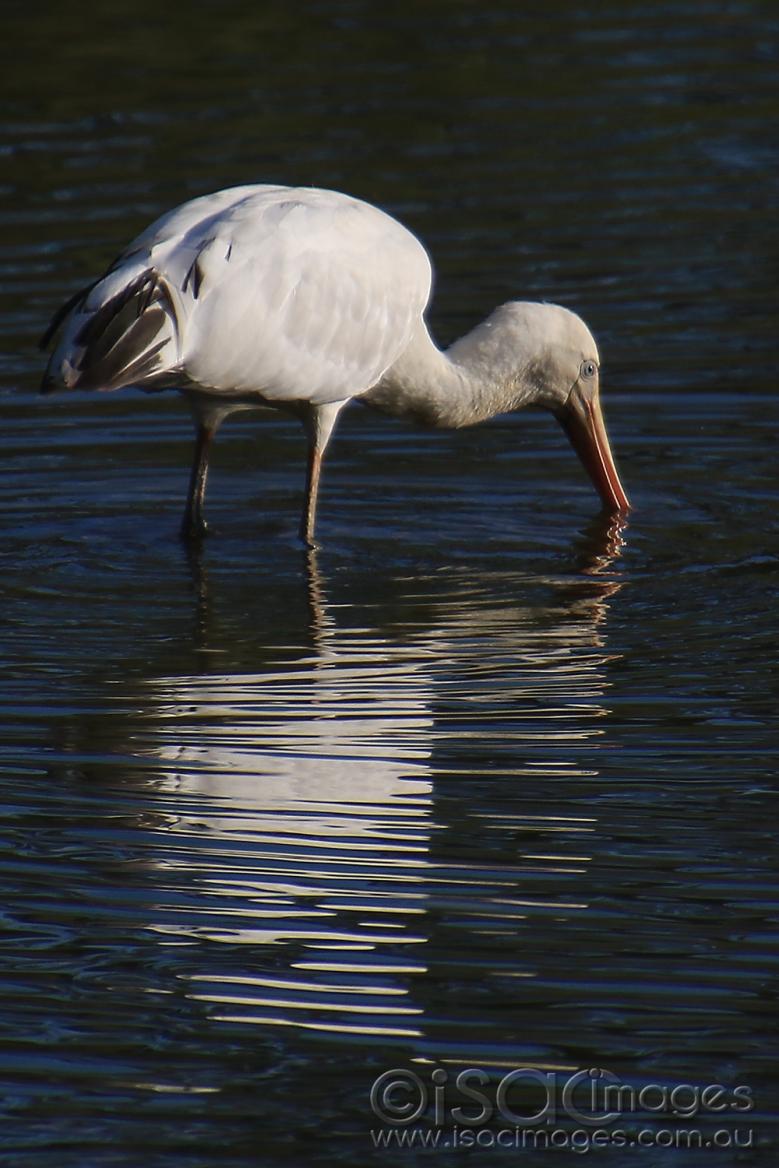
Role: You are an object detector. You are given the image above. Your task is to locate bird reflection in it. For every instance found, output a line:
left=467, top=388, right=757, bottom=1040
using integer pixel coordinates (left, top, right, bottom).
left=130, top=517, right=628, bottom=1041
left=573, top=510, right=629, bottom=577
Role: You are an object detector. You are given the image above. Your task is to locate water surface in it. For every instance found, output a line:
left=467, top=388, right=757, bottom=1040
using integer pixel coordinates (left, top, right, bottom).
left=1, top=2, right=777, bottom=1164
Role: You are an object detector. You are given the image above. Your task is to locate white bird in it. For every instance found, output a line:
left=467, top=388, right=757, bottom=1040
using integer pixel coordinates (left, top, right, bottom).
left=40, top=184, right=630, bottom=543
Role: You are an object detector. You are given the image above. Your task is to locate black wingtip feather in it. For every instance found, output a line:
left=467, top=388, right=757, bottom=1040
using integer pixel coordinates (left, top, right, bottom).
left=74, top=271, right=155, bottom=349
left=77, top=306, right=167, bottom=389
left=39, top=265, right=178, bottom=394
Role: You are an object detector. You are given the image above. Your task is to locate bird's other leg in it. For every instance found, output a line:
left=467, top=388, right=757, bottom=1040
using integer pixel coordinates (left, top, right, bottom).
left=181, top=422, right=214, bottom=540
left=181, top=394, right=226, bottom=540
left=299, top=400, right=348, bottom=547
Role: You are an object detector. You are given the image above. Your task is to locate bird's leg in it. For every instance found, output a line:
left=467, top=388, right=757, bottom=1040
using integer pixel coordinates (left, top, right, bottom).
left=300, top=442, right=323, bottom=547
left=181, top=393, right=229, bottom=540
left=181, top=422, right=214, bottom=540
left=299, top=400, right=348, bottom=547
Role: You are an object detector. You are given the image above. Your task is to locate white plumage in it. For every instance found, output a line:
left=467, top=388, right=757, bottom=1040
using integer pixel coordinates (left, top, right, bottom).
left=41, top=183, right=629, bottom=542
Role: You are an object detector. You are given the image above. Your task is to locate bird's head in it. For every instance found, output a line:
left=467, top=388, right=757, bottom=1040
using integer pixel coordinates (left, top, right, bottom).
left=481, top=301, right=630, bottom=513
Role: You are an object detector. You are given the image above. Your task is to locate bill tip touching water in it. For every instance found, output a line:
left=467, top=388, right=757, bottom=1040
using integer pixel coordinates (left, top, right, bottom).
left=39, top=183, right=630, bottom=544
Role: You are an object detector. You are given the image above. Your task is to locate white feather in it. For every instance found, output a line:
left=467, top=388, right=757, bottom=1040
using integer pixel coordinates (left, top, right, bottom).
left=60, top=185, right=432, bottom=407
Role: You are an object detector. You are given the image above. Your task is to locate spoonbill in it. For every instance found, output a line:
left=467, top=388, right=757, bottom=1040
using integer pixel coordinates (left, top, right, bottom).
left=40, top=184, right=630, bottom=543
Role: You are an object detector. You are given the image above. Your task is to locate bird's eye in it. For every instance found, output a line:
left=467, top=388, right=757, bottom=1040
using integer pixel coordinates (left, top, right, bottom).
left=580, top=359, right=597, bottom=379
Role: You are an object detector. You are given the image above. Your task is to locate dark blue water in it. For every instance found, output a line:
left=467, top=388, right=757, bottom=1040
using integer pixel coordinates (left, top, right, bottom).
left=1, top=2, right=777, bottom=1163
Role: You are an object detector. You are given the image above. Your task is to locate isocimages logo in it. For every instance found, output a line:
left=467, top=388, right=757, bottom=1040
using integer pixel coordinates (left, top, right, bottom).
left=369, top=1065, right=754, bottom=1128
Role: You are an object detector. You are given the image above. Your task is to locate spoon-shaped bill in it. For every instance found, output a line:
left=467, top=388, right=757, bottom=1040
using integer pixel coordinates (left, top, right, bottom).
left=557, top=386, right=630, bottom=513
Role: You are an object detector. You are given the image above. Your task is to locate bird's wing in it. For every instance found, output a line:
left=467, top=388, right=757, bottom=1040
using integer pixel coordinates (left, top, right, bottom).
left=42, top=186, right=433, bottom=406
left=157, top=186, right=433, bottom=405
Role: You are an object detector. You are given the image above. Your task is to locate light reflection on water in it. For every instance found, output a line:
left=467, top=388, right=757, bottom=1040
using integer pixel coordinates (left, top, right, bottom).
left=118, top=520, right=626, bottom=1045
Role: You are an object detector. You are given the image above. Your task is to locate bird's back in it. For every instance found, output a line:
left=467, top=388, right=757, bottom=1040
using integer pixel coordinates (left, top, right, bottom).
left=41, top=185, right=433, bottom=407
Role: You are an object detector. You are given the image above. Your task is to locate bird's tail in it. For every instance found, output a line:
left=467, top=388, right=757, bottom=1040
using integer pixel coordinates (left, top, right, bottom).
left=39, top=266, right=180, bottom=395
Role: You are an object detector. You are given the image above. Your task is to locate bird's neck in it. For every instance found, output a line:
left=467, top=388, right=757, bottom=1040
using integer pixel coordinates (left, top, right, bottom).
left=364, top=317, right=534, bottom=429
